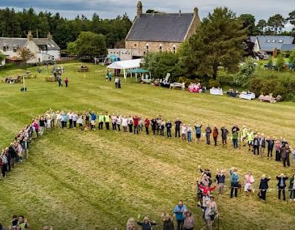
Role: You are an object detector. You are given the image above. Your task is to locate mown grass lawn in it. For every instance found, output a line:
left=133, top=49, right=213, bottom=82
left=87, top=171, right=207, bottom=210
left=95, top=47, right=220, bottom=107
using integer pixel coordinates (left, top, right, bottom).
left=0, top=63, right=295, bottom=230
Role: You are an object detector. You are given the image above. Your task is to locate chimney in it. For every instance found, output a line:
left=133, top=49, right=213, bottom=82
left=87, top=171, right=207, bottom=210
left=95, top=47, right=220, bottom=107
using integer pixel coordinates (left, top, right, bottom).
left=47, top=32, right=53, bottom=40
left=27, top=31, right=33, bottom=41
left=194, top=7, right=199, bottom=16
left=137, top=1, right=143, bottom=18
left=179, top=10, right=181, bottom=16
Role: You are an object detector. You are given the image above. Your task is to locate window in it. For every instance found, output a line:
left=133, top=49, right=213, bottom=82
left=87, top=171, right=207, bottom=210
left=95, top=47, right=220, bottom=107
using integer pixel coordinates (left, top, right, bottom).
left=279, top=40, right=283, bottom=43
left=272, top=40, right=276, bottom=43
left=159, top=44, right=162, bottom=52
left=146, top=43, right=149, bottom=52
left=173, top=45, right=176, bottom=53
left=266, top=40, right=271, bottom=43
left=134, top=43, right=137, bottom=47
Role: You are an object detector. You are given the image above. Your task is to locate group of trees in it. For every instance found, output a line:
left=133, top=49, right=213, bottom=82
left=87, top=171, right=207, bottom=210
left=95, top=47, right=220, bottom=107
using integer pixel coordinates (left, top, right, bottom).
left=0, top=7, right=132, bottom=50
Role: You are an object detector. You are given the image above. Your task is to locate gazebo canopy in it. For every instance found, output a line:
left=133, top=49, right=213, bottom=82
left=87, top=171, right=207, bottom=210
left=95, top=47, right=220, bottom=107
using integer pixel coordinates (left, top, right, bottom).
left=107, top=59, right=142, bottom=78
left=127, top=68, right=149, bottom=73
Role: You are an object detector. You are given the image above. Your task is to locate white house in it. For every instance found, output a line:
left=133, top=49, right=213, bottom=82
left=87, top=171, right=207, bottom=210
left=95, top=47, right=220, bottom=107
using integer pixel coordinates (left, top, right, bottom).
left=0, top=31, right=60, bottom=64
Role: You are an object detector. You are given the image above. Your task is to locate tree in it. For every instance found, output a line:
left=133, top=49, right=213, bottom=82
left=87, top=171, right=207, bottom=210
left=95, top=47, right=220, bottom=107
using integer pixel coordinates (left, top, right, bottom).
left=256, top=19, right=267, bottom=35
left=275, top=53, right=285, bottom=71
left=267, top=14, right=286, bottom=34
left=288, top=10, right=295, bottom=30
left=289, top=49, right=295, bottom=67
left=67, top=31, right=107, bottom=58
left=239, top=14, right=256, bottom=35
left=0, top=51, right=5, bottom=63
left=232, top=57, right=256, bottom=87
left=183, top=7, right=247, bottom=80
left=19, top=48, right=34, bottom=64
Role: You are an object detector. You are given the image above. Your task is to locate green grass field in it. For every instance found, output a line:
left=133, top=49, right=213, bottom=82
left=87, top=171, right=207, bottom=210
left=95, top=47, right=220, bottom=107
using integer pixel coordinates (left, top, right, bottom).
left=0, top=63, right=295, bottom=230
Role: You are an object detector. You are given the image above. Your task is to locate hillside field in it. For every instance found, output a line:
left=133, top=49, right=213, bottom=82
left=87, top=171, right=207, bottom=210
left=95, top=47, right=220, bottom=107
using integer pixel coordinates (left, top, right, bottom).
left=0, top=63, right=295, bottom=230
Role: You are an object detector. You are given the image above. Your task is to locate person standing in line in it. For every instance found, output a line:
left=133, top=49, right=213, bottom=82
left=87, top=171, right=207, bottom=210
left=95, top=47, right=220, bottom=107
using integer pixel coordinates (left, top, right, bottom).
left=128, top=116, right=133, bottom=133
left=104, top=112, right=110, bottom=130
left=133, top=115, right=139, bottom=134
left=244, top=171, right=255, bottom=198
left=183, top=210, right=195, bottom=230
left=144, top=118, right=150, bottom=135
left=111, top=113, right=117, bottom=131
left=151, top=118, right=156, bottom=135
left=98, top=113, right=104, bottom=130
left=137, top=216, right=156, bottom=230
left=181, top=123, right=187, bottom=142
left=68, top=111, right=73, bottom=129
left=162, top=214, right=174, bottom=230
left=220, top=126, right=229, bottom=147
left=122, top=116, right=128, bottom=132
left=276, top=173, right=288, bottom=201
left=283, top=144, right=291, bottom=167
left=212, top=126, right=218, bottom=146
left=260, top=134, right=266, bottom=157
left=231, top=125, right=239, bottom=149
left=205, top=125, right=212, bottom=145
left=64, top=77, right=69, bottom=87
left=116, top=115, right=121, bottom=131
left=258, top=174, right=270, bottom=202
left=275, top=139, right=281, bottom=161
left=194, top=122, right=202, bottom=143
left=266, top=136, right=274, bottom=159
left=289, top=174, right=295, bottom=201
left=72, top=112, right=78, bottom=128
left=253, top=135, right=260, bottom=155
left=173, top=200, right=187, bottom=230
left=230, top=167, right=239, bottom=198
left=166, top=120, right=172, bottom=138
left=215, top=170, right=226, bottom=194
left=241, top=125, right=247, bottom=147
left=175, top=118, right=182, bottom=138
left=187, top=124, right=192, bottom=143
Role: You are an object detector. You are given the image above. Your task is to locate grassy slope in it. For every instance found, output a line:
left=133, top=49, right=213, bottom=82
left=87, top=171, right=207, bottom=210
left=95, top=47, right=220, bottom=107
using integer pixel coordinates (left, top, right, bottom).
left=0, top=63, right=295, bottom=230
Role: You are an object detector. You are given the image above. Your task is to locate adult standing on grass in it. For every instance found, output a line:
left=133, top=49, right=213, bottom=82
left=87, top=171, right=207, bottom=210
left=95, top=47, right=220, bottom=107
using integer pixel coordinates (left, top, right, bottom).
left=183, top=210, right=195, bottom=230
left=98, top=113, right=104, bottom=130
left=173, top=200, right=187, bottom=230
left=137, top=216, right=156, bottom=230
left=215, top=170, right=226, bottom=194
left=212, top=126, right=218, bottom=146
left=220, top=126, right=228, bottom=147
left=144, top=117, right=150, bottom=135
left=128, top=115, right=133, bottom=133
left=175, top=118, right=182, bottom=138
left=289, top=174, right=295, bottom=201
left=282, top=144, right=291, bottom=167
left=122, top=116, right=128, bottom=132
left=205, top=125, right=212, bottom=145
left=116, top=115, right=121, bottom=131
left=187, top=124, right=192, bottom=143
left=133, top=115, right=139, bottom=134
left=258, top=174, right=270, bottom=201
left=260, top=134, right=266, bottom=157
left=244, top=171, right=255, bottom=198
left=126, top=217, right=136, bottom=230
left=194, top=122, right=202, bottom=143
left=276, top=173, right=288, bottom=201
left=181, top=123, right=187, bottom=142
left=151, top=118, right=156, bottom=135
left=253, top=135, right=260, bottom=155
left=275, top=140, right=281, bottom=161
left=166, top=120, right=172, bottom=138
left=104, top=112, right=110, bottom=130
left=231, top=125, right=239, bottom=149
left=162, top=214, right=174, bottom=230
left=64, top=77, right=68, bottom=87
left=1, top=149, right=8, bottom=178
left=266, top=136, right=274, bottom=159
left=230, top=167, right=239, bottom=198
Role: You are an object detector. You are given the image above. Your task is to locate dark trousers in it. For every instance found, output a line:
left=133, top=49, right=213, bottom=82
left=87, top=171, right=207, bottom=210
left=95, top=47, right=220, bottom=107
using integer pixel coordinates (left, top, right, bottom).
left=267, top=147, right=273, bottom=157
left=232, top=139, right=238, bottom=148
left=213, top=137, right=217, bottom=146
left=65, top=82, right=68, bottom=87
left=134, top=125, right=138, bottom=134
left=73, top=121, right=77, bottom=128
left=260, top=190, right=267, bottom=200
left=283, top=157, right=290, bottom=167
left=152, top=128, right=156, bottom=135
left=2, top=164, right=8, bottom=177
left=112, top=123, right=116, bottom=130
left=253, top=146, right=259, bottom=155
left=145, top=126, right=149, bottom=134
left=278, top=187, right=286, bottom=200
left=176, top=219, right=184, bottom=230
left=222, top=137, right=227, bottom=145
left=105, top=122, right=110, bottom=130
left=206, top=134, right=210, bottom=145
left=117, top=124, right=121, bottom=131
left=99, top=122, right=103, bottom=130
left=275, top=150, right=281, bottom=161
left=167, top=128, right=171, bottom=138
left=69, top=119, right=73, bottom=128
left=230, top=182, right=238, bottom=198
left=128, top=124, right=133, bottom=132
left=290, top=189, right=295, bottom=199
left=175, top=128, right=180, bottom=137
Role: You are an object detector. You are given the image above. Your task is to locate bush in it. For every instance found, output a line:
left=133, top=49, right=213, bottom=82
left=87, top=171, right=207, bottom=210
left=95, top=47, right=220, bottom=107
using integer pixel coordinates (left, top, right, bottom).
left=208, top=79, right=221, bottom=88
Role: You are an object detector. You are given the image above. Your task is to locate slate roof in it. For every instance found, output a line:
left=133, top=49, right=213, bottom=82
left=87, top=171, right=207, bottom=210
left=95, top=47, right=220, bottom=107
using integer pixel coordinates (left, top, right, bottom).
left=126, top=13, right=194, bottom=42
left=281, top=44, right=295, bottom=52
left=251, top=36, right=294, bottom=52
left=0, top=37, right=60, bottom=51
left=33, top=38, right=60, bottom=50
left=0, top=38, right=27, bottom=49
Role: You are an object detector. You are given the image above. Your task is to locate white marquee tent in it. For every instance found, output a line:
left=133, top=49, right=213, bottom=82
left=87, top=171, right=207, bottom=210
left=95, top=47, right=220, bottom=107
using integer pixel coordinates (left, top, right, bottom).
left=106, top=59, right=142, bottom=79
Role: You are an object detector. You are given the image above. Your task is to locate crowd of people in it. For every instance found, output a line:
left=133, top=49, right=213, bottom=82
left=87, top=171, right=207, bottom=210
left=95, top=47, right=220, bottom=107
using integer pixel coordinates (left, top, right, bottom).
left=1, top=108, right=295, bottom=230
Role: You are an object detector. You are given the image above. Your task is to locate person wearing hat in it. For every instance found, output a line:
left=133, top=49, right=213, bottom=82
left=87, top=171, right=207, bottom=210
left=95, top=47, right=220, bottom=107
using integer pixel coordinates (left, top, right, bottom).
left=276, top=173, right=288, bottom=200
left=162, top=214, right=174, bottom=230
left=258, top=174, right=271, bottom=201
left=137, top=216, right=156, bottom=230
left=173, top=200, right=187, bottom=230
left=183, top=210, right=195, bottom=230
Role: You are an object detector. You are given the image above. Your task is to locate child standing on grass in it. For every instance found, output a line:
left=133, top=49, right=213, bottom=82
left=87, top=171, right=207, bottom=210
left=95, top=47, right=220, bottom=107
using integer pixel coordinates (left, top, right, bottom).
left=64, top=77, right=68, bottom=87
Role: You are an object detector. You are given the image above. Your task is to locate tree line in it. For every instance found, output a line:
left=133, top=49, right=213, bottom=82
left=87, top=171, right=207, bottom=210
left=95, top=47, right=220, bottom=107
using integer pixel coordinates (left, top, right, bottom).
left=0, top=7, right=132, bottom=50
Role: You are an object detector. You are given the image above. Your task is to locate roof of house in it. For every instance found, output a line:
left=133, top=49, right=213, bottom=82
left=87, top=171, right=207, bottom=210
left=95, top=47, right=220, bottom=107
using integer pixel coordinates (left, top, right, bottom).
left=281, top=44, right=295, bottom=52
left=0, top=37, right=60, bottom=50
left=126, top=13, right=195, bottom=42
left=33, top=38, right=60, bottom=50
left=0, top=38, right=27, bottom=49
left=250, top=36, right=294, bottom=52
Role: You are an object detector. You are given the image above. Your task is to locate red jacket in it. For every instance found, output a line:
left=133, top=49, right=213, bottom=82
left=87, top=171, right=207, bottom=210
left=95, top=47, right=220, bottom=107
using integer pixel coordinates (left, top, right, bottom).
left=199, top=184, right=216, bottom=196
left=144, top=119, right=150, bottom=127
left=133, top=117, right=139, bottom=126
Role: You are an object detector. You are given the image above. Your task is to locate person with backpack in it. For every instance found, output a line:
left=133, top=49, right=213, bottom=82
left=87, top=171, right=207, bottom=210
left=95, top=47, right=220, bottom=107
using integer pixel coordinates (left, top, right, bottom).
left=230, top=167, right=240, bottom=198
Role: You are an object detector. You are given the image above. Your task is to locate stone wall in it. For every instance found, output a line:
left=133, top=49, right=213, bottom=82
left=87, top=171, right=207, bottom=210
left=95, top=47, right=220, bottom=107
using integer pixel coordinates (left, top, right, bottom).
left=126, top=41, right=182, bottom=54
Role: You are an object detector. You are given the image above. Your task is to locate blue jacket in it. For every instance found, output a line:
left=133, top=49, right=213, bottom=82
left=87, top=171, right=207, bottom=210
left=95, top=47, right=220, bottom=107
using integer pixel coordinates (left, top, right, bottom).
left=90, top=113, right=96, bottom=121
left=173, top=205, right=186, bottom=220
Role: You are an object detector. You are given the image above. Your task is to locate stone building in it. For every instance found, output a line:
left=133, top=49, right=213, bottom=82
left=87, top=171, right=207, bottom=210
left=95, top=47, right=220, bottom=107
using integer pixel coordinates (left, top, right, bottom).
left=125, top=1, right=200, bottom=55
